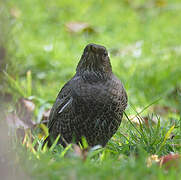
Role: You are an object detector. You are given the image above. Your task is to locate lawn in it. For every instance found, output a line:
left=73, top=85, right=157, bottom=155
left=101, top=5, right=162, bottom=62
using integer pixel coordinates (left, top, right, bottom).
left=1, top=0, right=181, bottom=179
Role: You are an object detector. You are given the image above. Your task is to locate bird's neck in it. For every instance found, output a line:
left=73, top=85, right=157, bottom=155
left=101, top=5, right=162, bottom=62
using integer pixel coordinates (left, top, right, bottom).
left=76, top=69, right=112, bottom=83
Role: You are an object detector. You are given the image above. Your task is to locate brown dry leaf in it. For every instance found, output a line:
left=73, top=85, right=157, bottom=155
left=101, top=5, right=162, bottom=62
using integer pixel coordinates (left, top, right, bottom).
left=73, top=144, right=82, bottom=156
left=147, top=154, right=181, bottom=169
left=73, top=144, right=89, bottom=161
left=152, top=105, right=179, bottom=116
left=6, top=98, right=36, bottom=139
left=142, top=116, right=158, bottom=126
left=16, top=98, right=35, bottom=127
left=6, top=113, right=29, bottom=141
left=159, top=154, right=181, bottom=169
left=21, top=98, right=35, bottom=111
left=128, top=115, right=157, bottom=126
left=10, top=7, right=21, bottom=18
left=147, top=155, right=160, bottom=167
left=42, top=109, right=51, bottom=122
left=65, top=22, right=96, bottom=34
left=38, top=108, right=51, bottom=127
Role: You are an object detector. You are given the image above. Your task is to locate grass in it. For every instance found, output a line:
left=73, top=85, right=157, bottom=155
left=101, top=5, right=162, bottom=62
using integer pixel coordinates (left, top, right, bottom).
left=1, top=0, right=181, bottom=179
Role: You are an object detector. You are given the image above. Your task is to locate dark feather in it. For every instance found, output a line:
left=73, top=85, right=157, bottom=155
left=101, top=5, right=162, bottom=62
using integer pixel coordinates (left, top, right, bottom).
left=44, top=43, right=128, bottom=148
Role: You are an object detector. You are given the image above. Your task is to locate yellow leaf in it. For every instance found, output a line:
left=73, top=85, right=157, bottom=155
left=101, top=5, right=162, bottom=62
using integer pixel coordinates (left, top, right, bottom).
left=161, top=125, right=175, bottom=147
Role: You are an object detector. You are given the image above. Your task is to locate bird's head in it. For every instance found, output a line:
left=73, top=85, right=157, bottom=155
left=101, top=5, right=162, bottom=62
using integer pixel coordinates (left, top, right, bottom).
left=76, top=44, right=112, bottom=78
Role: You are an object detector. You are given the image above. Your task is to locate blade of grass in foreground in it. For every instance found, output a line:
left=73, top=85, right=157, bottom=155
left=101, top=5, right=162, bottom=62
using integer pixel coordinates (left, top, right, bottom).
left=26, top=70, right=32, bottom=97
left=60, top=144, right=72, bottom=158
left=49, top=135, right=60, bottom=151
left=157, top=125, right=175, bottom=154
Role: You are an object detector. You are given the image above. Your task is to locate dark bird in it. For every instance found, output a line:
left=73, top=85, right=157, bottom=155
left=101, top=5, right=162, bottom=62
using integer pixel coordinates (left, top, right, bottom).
left=44, top=43, right=128, bottom=148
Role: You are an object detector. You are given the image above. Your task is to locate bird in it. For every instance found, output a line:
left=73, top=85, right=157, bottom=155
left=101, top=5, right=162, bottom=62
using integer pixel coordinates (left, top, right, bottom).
left=43, top=43, right=128, bottom=148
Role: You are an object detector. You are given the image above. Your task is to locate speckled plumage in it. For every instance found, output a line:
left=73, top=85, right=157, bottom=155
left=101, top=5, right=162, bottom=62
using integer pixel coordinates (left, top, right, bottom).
left=44, top=43, right=128, bottom=147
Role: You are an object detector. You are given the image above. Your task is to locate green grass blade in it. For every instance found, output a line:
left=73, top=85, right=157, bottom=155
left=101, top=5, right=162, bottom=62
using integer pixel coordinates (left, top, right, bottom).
left=3, top=71, right=26, bottom=97
left=158, top=125, right=175, bottom=153
left=60, top=144, right=72, bottom=158
left=124, top=112, right=142, bottom=136
left=26, top=70, right=32, bottom=97
left=81, top=136, right=88, bottom=149
left=49, top=135, right=60, bottom=151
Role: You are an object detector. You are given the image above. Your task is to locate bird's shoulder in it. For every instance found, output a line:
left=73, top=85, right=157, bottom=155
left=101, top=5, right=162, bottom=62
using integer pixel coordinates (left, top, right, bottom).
left=48, top=75, right=81, bottom=128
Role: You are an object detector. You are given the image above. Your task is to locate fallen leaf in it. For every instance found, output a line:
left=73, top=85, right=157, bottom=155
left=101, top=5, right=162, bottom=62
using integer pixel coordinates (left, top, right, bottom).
left=6, top=112, right=32, bottom=142
left=110, top=41, right=143, bottom=58
left=142, top=116, right=158, bottom=126
left=10, top=7, right=21, bottom=18
left=147, top=154, right=160, bottom=167
left=73, top=144, right=89, bottom=161
left=6, top=98, right=36, bottom=140
left=147, top=154, right=181, bottom=169
left=128, top=115, right=157, bottom=126
left=6, top=98, right=50, bottom=151
left=65, top=22, right=96, bottom=34
left=152, top=105, right=179, bottom=116
left=16, top=98, right=35, bottom=127
left=42, top=109, right=51, bottom=122
left=159, top=154, right=180, bottom=169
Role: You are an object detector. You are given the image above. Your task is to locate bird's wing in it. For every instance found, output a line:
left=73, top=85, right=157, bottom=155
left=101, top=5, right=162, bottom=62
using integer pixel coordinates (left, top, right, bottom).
left=112, top=75, right=128, bottom=111
left=48, top=79, right=75, bottom=131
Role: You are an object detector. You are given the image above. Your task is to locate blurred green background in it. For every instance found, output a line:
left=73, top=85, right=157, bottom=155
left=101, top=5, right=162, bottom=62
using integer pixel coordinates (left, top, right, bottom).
left=1, top=0, right=181, bottom=110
